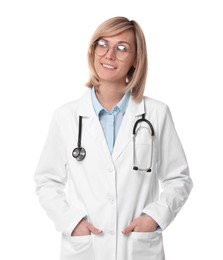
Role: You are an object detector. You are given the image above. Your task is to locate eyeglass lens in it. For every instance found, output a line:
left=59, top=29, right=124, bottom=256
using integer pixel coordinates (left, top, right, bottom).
left=94, top=40, right=130, bottom=61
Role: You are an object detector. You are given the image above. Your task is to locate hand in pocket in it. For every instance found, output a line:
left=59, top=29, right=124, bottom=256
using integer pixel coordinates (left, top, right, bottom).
left=122, top=215, right=158, bottom=235
left=71, top=219, right=102, bottom=236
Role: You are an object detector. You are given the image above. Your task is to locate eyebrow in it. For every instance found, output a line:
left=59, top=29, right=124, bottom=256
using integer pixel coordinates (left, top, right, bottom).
left=100, top=38, right=131, bottom=46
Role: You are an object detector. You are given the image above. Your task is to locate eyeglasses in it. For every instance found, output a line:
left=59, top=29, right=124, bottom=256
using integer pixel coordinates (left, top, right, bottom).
left=94, top=39, right=131, bottom=61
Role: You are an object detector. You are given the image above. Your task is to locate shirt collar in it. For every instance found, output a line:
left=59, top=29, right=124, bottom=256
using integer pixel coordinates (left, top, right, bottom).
left=91, top=87, right=130, bottom=117
left=116, top=89, right=130, bottom=115
left=91, top=87, right=104, bottom=117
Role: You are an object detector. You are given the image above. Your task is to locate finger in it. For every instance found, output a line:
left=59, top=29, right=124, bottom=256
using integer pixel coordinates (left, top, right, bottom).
left=122, top=222, right=135, bottom=235
left=87, top=223, right=102, bottom=235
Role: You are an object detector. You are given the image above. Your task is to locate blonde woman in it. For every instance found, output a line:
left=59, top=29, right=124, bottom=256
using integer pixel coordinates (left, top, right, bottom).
left=35, top=16, right=193, bottom=260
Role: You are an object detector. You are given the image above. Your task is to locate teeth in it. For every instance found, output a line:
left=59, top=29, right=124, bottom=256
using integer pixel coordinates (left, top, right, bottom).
left=103, top=64, right=115, bottom=69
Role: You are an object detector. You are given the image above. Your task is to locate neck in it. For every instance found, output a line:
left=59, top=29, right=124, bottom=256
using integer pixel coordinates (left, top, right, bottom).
left=95, top=82, right=127, bottom=112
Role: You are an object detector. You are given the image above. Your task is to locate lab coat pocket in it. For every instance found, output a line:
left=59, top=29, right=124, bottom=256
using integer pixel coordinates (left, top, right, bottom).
left=134, top=143, right=153, bottom=171
left=60, top=234, right=94, bottom=260
left=129, top=231, right=165, bottom=260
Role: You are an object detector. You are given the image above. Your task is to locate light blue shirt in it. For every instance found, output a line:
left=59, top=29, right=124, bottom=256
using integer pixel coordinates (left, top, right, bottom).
left=91, top=87, right=130, bottom=154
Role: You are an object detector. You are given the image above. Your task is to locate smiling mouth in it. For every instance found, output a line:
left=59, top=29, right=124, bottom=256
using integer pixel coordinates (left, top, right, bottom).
left=102, top=63, right=117, bottom=70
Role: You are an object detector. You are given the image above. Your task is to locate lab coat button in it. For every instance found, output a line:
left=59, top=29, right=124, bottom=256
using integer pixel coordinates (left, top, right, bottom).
left=108, top=230, right=115, bottom=235
left=106, top=193, right=115, bottom=204
left=108, top=167, right=114, bottom=173
left=110, top=198, right=115, bottom=204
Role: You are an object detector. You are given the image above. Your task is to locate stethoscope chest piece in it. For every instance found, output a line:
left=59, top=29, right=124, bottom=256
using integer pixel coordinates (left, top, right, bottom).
left=72, top=147, right=86, bottom=161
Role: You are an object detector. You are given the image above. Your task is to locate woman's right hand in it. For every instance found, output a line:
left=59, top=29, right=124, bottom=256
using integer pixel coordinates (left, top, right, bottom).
left=71, top=219, right=102, bottom=236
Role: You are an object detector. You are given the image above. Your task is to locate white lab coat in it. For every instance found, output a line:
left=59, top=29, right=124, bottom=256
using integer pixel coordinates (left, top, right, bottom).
left=34, top=89, right=193, bottom=260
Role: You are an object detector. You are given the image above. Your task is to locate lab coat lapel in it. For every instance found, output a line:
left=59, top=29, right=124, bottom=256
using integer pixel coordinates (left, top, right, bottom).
left=112, top=96, right=145, bottom=161
left=77, top=89, right=112, bottom=163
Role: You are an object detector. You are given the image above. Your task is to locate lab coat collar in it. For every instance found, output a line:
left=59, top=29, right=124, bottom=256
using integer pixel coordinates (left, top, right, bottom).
left=76, top=89, right=95, bottom=117
left=77, top=88, right=145, bottom=162
left=112, top=96, right=145, bottom=161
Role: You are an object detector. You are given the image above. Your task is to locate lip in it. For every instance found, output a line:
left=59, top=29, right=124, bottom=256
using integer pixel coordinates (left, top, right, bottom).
left=101, top=63, right=117, bottom=70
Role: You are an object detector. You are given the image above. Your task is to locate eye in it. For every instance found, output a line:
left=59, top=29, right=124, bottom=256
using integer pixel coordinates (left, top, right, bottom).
left=116, top=45, right=128, bottom=52
left=98, top=40, right=108, bottom=48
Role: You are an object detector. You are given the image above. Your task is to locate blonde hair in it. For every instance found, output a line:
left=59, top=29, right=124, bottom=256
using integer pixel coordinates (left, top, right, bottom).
left=86, top=16, right=148, bottom=102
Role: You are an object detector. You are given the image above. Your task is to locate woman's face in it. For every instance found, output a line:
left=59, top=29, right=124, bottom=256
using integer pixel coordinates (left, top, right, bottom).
left=94, top=30, right=136, bottom=86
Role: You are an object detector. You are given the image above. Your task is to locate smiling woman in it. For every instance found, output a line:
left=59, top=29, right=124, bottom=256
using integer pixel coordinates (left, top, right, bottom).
left=93, top=30, right=136, bottom=92
left=34, top=16, right=193, bottom=260
left=86, top=16, right=148, bottom=104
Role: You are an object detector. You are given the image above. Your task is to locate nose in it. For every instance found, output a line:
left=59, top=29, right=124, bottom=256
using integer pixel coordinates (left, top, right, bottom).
left=105, top=47, right=116, bottom=60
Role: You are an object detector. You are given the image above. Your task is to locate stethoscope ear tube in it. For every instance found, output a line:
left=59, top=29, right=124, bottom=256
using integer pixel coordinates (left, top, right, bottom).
left=133, top=166, right=151, bottom=172
left=133, top=114, right=155, bottom=136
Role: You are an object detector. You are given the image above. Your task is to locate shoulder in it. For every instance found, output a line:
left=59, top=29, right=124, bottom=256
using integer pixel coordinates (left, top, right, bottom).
left=52, top=100, right=79, bottom=121
left=52, top=89, right=90, bottom=119
left=143, top=96, right=170, bottom=113
left=142, top=96, right=174, bottom=127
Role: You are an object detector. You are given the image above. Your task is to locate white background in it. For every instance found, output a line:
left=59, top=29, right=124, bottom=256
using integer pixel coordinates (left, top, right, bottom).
left=0, top=0, right=223, bottom=259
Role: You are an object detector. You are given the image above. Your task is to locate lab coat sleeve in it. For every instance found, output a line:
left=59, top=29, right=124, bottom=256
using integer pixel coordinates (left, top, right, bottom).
left=34, top=111, right=86, bottom=235
left=141, top=105, right=193, bottom=230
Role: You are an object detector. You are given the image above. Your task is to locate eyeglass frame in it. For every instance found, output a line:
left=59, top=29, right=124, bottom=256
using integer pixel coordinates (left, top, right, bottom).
left=93, top=39, right=133, bottom=61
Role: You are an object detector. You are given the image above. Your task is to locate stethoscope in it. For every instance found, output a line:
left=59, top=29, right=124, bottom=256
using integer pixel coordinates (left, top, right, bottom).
left=72, top=114, right=155, bottom=172
left=132, top=114, right=155, bottom=172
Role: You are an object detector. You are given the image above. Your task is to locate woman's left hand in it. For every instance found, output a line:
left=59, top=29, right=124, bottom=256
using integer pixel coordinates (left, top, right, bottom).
left=122, top=215, right=158, bottom=235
